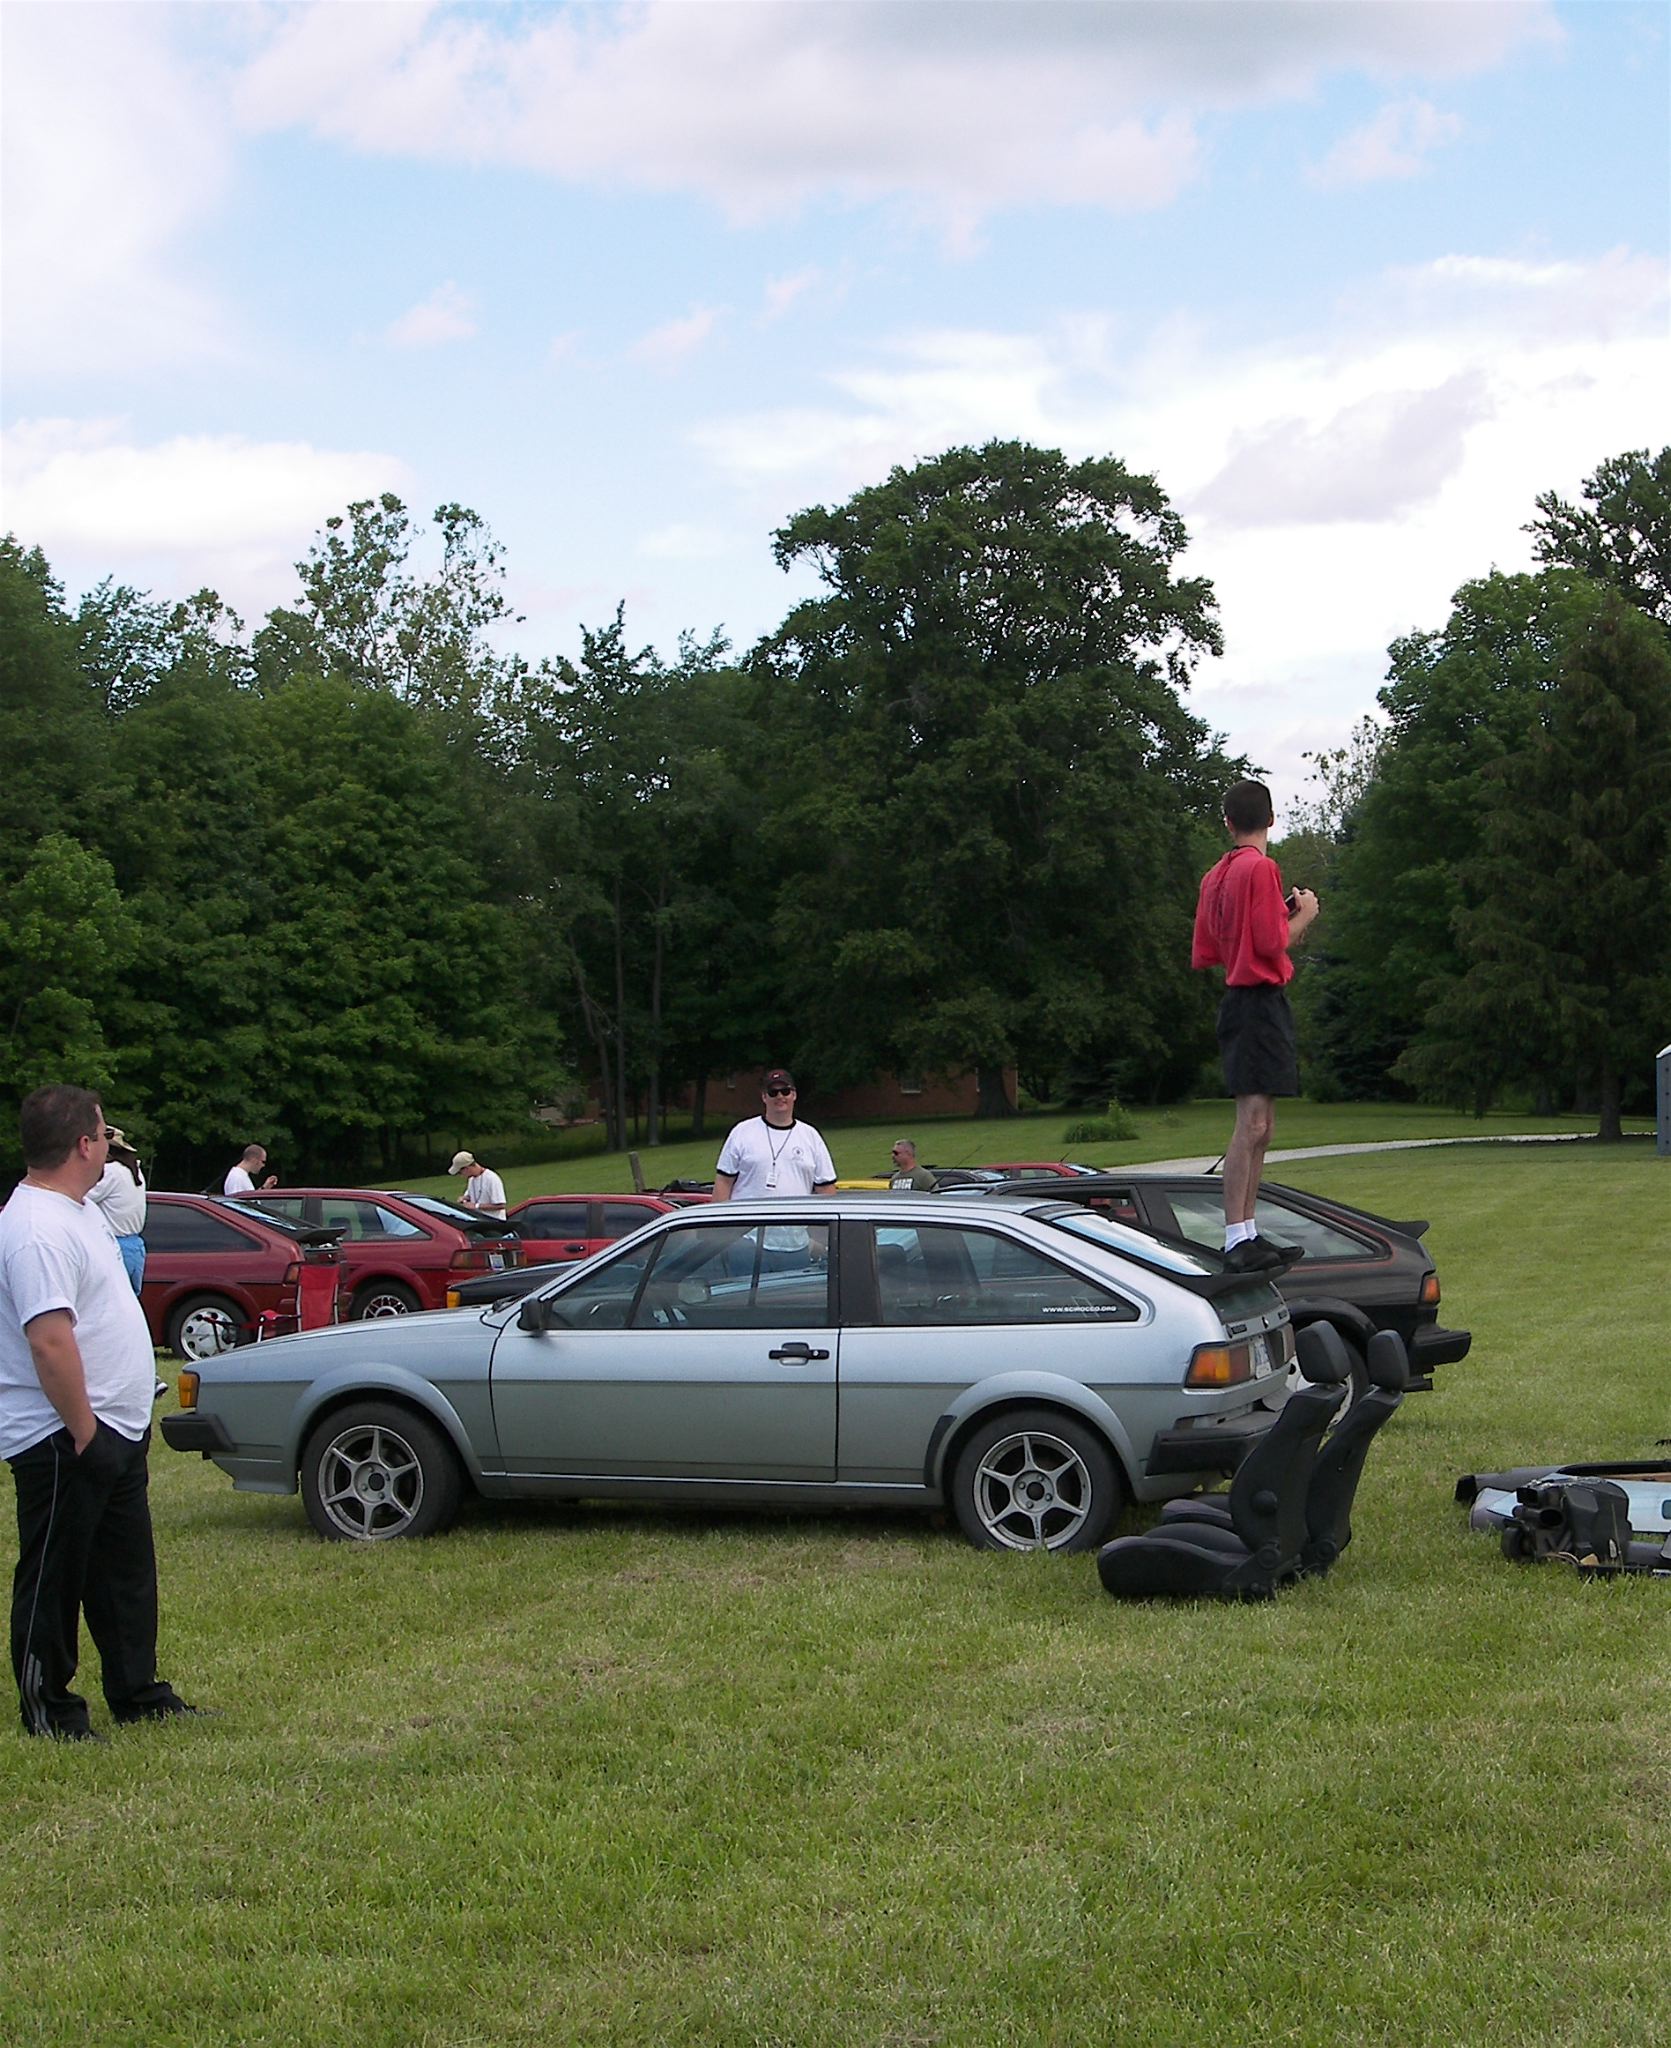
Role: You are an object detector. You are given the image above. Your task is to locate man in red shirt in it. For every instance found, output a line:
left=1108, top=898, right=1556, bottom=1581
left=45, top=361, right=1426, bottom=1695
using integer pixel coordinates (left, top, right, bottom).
left=1192, top=781, right=1318, bottom=1272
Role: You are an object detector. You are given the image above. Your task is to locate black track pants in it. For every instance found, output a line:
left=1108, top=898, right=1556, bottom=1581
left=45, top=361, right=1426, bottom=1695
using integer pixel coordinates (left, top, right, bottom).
left=8, top=1423, right=174, bottom=1736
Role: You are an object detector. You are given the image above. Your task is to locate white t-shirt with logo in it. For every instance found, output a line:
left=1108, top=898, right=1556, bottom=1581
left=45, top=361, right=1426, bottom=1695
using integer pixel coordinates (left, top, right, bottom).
left=716, top=1118, right=837, bottom=1200
left=0, top=1183, right=158, bottom=1458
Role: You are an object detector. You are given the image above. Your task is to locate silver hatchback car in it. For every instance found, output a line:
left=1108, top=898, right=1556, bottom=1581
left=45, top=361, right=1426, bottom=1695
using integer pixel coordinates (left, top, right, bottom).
left=163, top=1197, right=1294, bottom=1552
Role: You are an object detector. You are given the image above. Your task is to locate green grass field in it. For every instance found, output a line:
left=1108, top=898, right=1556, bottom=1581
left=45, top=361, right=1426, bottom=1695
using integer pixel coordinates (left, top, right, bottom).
left=403, top=1099, right=1650, bottom=1204
left=3, top=1140, right=1668, bottom=2046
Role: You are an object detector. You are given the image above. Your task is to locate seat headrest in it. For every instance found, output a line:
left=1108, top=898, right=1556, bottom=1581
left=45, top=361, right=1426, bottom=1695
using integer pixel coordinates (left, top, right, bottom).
left=1365, top=1328, right=1410, bottom=1392
left=1293, top=1321, right=1350, bottom=1385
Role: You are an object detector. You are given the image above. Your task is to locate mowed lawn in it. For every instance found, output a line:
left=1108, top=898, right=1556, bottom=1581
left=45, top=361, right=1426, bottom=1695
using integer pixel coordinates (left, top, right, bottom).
left=2, top=1143, right=1667, bottom=2047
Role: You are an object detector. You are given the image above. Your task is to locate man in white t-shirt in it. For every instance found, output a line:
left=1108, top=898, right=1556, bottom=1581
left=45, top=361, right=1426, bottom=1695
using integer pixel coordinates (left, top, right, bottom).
left=449, top=1151, right=507, bottom=1216
left=223, top=1144, right=277, bottom=1197
left=2, top=1085, right=202, bottom=1740
left=713, top=1070, right=837, bottom=1201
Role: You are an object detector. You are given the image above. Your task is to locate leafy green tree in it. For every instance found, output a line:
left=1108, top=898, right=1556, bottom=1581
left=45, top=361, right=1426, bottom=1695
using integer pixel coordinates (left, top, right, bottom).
left=1529, top=447, right=1671, bottom=629
left=1401, top=595, right=1671, bottom=1136
left=0, top=833, right=135, bottom=1109
left=1322, top=570, right=1605, bottom=1100
left=757, top=440, right=1235, bottom=1111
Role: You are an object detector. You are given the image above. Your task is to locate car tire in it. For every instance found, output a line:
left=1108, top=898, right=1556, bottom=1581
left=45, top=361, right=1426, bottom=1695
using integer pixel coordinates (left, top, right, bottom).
left=300, top=1401, right=462, bottom=1542
left=166, top=1293, right=242, bottom=1362
left=351, top=1278, right=420, bottom=1321
left=950, top=1406, right=1123, bottom=1554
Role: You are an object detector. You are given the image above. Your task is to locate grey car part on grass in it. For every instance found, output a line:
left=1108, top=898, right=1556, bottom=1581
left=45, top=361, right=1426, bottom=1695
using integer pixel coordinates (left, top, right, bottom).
left=164, top=1196, right=1295, bottom=1552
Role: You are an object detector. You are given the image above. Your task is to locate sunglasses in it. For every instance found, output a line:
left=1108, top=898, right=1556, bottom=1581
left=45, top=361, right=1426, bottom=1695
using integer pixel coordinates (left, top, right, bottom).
left=764, top=1085, right=795, bottom=1097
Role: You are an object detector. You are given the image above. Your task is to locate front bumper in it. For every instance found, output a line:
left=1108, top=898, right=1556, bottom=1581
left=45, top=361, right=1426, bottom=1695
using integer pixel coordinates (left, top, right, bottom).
left=160, top=1412, right=237, bottom=1456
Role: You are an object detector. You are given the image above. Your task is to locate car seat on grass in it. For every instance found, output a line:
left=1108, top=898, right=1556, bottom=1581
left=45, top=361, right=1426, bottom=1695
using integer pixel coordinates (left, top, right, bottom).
left=1096, top=1323, right=1349, bottom=1602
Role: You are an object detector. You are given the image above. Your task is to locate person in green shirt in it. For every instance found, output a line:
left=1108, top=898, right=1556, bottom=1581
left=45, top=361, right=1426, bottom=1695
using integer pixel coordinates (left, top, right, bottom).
left=888, top=1139, right=939, bottom=1192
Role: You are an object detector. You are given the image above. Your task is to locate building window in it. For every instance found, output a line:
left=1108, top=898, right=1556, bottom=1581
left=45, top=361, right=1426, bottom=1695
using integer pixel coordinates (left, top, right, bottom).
left=899, top=1075, right=924, bottom=1095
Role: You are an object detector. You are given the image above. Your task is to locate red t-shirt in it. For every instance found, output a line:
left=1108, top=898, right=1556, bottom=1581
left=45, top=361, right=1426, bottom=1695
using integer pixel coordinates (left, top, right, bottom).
left=1191, top=845, right=1292, bottom=987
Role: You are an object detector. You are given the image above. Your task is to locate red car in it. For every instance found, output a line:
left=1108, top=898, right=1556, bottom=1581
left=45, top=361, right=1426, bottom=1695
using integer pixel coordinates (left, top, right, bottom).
left=983, top=1161, right=1105, bottom=1179
left=142, top=1193, right=345, bottom=1362
left=238, top=1189, right=522, bottom=1318
left=506, top=1193, right=689, bottom=1265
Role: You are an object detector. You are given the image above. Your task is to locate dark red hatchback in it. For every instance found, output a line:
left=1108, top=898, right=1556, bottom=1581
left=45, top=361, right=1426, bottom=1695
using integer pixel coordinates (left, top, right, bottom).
left=142, top=1193, right=345, bottom=1362
left=238, top=1189, right=522, bottom=1319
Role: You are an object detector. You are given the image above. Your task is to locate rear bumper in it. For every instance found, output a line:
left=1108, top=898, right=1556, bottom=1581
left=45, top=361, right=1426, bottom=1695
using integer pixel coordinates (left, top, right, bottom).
left=160, top=1412, right=236, bottom=1456
left=1146, top=1409, right=1275, bottom=1479
left=1407, top=1323, right=1472, bottom=1391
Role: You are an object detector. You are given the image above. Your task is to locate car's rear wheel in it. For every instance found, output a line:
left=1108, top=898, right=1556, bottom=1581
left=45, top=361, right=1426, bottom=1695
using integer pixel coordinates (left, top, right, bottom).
left=166, top=1293, right=242, bottom=1362
left=300, top=1401, right=461, bottom=1542
left=351, top=1278, right=420, bottom=1320
left=951, top=1407, right=1123, bottom=1553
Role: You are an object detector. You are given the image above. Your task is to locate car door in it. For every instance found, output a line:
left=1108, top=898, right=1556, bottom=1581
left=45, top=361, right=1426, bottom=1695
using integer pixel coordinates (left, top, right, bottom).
left=510, top=1199, right=594, bottom=1264
left=836, top=1220, right=1143, bottom=1485
left=488, top=1216, right=838, bottom=1482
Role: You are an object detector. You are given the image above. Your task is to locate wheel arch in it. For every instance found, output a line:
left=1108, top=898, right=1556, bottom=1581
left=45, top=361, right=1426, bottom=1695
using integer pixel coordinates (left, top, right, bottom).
left=1284, top=1296, right=1376, bottom=1351
left=925, top=1376, right=1137, bottom=1499
left=284, top=1370, right=482, bottom=1490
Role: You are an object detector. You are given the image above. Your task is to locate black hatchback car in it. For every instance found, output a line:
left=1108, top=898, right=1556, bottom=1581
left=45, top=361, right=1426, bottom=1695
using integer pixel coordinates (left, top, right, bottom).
left=958, top=1174, right=1471, bottom=1405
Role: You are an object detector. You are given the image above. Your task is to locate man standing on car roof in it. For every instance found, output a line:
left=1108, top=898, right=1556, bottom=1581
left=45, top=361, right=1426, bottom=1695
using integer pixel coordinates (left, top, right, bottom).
left=449, top=1152, right=508, bottom=1217
left=712, top=1071, right=837, bottom=1201
left=0, top=1086, right=203, bottom=1740
left=1192, top=780, right=1318, bottom=1272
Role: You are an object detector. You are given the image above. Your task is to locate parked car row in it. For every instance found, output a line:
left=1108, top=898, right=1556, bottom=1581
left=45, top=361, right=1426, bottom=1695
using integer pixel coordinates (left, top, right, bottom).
left=141, top=1190, right=524, bottom=1361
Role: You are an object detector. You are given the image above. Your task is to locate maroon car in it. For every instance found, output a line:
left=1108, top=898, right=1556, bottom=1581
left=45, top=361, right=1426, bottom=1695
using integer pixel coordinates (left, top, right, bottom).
left=142, top=1193, right=345, bottom=1362
left=238, top=1188, right=522, bottom=1318
left=506, top=1193, right=688, bottom=1266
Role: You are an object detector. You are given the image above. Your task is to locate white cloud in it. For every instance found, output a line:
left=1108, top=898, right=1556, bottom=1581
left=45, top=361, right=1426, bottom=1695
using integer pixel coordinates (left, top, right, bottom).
left=1, top=419, right=412, bottom=615
left=630, top=307, right=721, bottom=370
left=638, top=523, right=732, bottom=563
left=763, top=268, right=821, bottom=322
left=0, top=4, right=237, bottom=376
left=385, top=281, right=478, bottom=349
left=1311, top=97, right=1463, bottom=185
left=228, top=1, right=1559, bottom=228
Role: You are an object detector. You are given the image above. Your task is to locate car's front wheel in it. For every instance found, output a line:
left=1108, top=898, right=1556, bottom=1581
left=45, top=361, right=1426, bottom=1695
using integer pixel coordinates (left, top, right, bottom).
left=951, top=1407, right=1123, bottom=1553
left=166, top=1293, right=242, bottom=1362
left=300, top=1402, right=462, bottom=1541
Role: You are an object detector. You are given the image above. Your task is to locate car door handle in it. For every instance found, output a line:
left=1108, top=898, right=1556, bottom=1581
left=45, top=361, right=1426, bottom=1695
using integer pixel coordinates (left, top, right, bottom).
left=561, top=1243, right=586, bottom=1254
left=768, top=1342, right=830, bottom=1363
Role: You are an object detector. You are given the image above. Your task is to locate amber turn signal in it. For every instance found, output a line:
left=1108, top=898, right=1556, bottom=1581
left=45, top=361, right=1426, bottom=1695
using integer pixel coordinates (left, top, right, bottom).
left=177, top=1371, right=200, bottom=1411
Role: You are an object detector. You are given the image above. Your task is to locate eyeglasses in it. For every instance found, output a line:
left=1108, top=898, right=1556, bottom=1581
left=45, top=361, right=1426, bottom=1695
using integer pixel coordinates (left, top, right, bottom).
left=764, top=1086, right=794, bottom=1097
left=100, top=1127, right=116, bottom=1141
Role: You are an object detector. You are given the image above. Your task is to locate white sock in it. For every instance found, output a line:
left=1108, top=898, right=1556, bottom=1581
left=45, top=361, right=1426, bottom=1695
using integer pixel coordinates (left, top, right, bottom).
left=1225, top=1219, right=1256, bottom=1250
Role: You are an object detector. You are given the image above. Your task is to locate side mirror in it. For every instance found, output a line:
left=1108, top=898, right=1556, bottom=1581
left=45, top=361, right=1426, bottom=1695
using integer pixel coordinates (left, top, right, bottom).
left=517, top=1296, right=553, bottom=1333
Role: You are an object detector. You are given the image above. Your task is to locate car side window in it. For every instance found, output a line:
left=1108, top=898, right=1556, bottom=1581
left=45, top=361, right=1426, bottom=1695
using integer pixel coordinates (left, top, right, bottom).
left=873, top=1224, right=1137, bottom=1326
left=318, top=1200, right=406, bottom=1243
left=632, top=1223, right=832, bottom=1331
left=1165, top=1188, right=1377, bottom=1261
left=521, top=1202, right=588, bottom=1237
left=600, top=1202, right=655, bottom=1240
left=144, top=1207, right=262, bottom=1254
left=538, top=1248, right=653, bottom=1329
left=369, top=1204, right=425, bottom=1239
left=253, top=1195, right=308, bottom=1224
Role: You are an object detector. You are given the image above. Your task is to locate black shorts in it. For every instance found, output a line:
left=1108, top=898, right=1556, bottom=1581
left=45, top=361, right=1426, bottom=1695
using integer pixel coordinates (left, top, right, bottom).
left=1217, top=984, right=1299, bottom=1098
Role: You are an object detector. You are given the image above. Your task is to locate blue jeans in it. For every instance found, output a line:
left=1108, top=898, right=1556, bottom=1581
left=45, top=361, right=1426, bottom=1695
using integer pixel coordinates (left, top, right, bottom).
left=117, top=1235, right=145, bottom=1294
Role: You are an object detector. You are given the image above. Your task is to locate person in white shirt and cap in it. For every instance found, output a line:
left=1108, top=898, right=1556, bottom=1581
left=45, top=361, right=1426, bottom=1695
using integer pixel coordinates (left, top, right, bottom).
left=449, top=1151, right=507, bottom=1216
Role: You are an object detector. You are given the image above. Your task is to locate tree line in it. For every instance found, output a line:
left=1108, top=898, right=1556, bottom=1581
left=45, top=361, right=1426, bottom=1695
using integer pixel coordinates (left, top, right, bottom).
left=2, top=440, right=1665, bottom=1183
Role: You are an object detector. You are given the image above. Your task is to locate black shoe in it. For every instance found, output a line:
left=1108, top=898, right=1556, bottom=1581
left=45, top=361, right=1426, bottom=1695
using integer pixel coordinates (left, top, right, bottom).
left=1225, top=1235, right=1296, bottom=1274
left=33, top=1723, right=105, bottom=1743
left=112, top=1695, right=214, bottom=1725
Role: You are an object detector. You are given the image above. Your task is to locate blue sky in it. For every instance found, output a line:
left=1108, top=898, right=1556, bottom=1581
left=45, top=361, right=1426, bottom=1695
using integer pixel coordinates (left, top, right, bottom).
left=4, top=0, right=1667, bottom=795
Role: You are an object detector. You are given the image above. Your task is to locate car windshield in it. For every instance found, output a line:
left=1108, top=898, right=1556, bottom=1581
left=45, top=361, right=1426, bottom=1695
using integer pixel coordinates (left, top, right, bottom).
left=1044, top=1208, right=1220, bottom=1278
left=389, top=1193, right=514, bottom=1237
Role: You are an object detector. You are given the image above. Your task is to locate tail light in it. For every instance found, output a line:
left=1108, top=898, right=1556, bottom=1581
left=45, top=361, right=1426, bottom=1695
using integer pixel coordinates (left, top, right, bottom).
left=1420, top=1273, right=1441, bottom=1307
left=282, top=1262, right=301, bottom=1286
left=177, top=1371, right=199, bottom=1411
left=1186, top=1340, right=1254, bottom=1388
